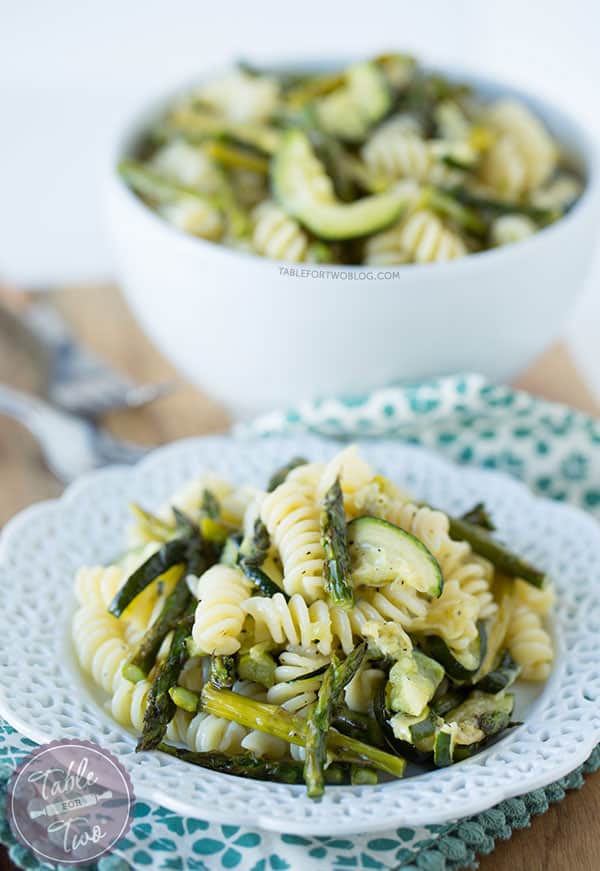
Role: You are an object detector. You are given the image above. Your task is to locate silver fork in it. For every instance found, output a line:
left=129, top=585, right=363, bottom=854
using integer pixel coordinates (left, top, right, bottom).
left=0, top=384, right=149, bottom=482
left=22, top=301, right=177, bottom=417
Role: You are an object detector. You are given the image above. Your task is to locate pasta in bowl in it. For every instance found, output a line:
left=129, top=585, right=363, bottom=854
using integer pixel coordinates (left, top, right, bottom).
left=0, top=434, right=599, bottom=833
left=72, top=444, right=554, bottom=797
left=117, top=55, right=583, bottom=265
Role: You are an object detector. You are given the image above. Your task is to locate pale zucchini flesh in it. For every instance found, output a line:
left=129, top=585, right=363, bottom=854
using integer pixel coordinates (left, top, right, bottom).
left=347, top=516, right=443, bottom=596
left=271, top=131, right=407, bottom=240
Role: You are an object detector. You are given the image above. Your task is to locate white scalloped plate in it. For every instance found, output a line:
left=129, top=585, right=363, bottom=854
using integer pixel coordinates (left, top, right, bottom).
left=1, top=435, right=599, bottom=836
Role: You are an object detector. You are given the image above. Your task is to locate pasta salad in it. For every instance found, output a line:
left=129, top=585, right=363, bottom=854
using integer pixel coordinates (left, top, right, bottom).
left=72, top=447, right=554, bottom=796
left=119, top=54, right=583, bottom=265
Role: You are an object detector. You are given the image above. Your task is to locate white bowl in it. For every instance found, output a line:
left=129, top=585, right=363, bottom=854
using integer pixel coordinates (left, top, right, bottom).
left=105, top=67, right=600, bottom=417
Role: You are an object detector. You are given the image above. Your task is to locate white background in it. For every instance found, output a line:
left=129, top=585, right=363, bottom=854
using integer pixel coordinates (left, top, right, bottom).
left=1, top=0, right=599, bottom=387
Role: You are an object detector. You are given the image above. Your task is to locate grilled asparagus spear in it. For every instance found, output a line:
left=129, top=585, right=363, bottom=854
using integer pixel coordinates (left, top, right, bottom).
left=304, top=643, right=366, bottom=797
left=136, top=603, right=196, bottom=752
left=447, top=514, right=546, bottom=588
left=157, top=743, right=354, bottom=785
left=200, top=683, right=406, bottom=780
left=122, top=573, right=190, bottom=682
left=321, top=477, right=354, bottom=608
left=267, top=457, right=308, bottom=492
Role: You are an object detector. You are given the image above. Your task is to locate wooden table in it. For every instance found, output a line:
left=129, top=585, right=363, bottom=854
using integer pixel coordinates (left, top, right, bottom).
left=0, top=285, right=598, bottom=871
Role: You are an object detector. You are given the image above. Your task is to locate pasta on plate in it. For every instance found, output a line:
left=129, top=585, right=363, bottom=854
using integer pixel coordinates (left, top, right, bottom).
left=119, top=53, right=583, bottom=265
left=72, top=446, right=554, bottom=796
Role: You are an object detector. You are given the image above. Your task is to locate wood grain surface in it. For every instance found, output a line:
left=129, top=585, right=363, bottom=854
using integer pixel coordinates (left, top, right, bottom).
left=0, top=284, right=598, bottom=871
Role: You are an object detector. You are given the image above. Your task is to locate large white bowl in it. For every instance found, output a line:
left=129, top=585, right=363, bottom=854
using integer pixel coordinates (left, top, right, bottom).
left=105, top=67, right=600, bottom=417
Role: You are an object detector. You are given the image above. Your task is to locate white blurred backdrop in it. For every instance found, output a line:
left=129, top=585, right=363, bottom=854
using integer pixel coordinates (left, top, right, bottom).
left=1, top=0, right=599, bottom=385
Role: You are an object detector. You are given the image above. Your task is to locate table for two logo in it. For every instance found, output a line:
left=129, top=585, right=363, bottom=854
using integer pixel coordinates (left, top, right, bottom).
left=7, top=740, right=134, bottom=865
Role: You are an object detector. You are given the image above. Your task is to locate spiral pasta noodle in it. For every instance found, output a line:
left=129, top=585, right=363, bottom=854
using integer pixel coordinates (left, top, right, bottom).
left=192, top=565, right=253, bottom=655
left=366, top=209, right=468, bottom=265
left=72, top=606, right=130, bottom=695
left=482, top=99, right=557, bottom=194
left=252, top=201, right=309, bottom=262
left=362, top=122, right=469, bottom=187
left=260, top=472, right=326, bottom=601
left=505, top=603, right=553, bottom=681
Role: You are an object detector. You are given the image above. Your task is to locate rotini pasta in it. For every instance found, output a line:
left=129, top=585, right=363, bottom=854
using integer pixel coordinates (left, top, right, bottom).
left=192, top=565, right=253, bottom=655
left=365, top=209, right=468, bottom=265
left=121, top=56, right=582, bottom=263
left=72, top=606, right=130, bottom=695
left=260, top=471, right=326, bottom=601
left=490, top=214, right=537, bottom=247
left=362, top=123, right=471, bottom=188
left=252, top=201, right=310, bottom=262
left=506, top=603, right=553, bottom=681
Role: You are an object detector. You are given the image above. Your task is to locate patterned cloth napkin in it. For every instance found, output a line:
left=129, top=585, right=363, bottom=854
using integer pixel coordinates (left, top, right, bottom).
left=1, top=373, right=599, bottom=871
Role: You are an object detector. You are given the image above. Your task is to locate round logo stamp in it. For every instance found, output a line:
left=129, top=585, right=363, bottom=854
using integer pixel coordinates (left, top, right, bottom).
left=7, top=740, right=135, bottom=866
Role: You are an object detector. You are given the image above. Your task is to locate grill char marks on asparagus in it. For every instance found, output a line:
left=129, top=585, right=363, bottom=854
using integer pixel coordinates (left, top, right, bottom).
left=304, top=642, right=367, bottom=798
left=200, top=682, right=406, bottom=782
left=447, top=514, right=546, bottom=588
left=238, top=518, right=286, bottom=598
left=210, top=655, right=237, bottom=689
left=157, top=743, right=354, bottom=784
left=267, top=456, right=308, bottom=492
left=136, top=603, right=196, bottom=752
left=123, top=574, right=191, bottom=682
left=321, top=476, right=354, bottom=608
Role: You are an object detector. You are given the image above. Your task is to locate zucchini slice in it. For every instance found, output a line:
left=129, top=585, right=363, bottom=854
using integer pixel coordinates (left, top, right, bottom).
left=387, top=649, right=445, bottom=716
left=433, top=723, right=457, bottom=767
left=420, top=622, right=487, bottom=681
left=313, top=62, right=392, bottom=143
left=347, top=516, right=443, bottom=597
left=271, top=131, right=407, bottom=240
left=446, top=691, right=515, bottom=743
left=475, top=650, right=521, bottom=694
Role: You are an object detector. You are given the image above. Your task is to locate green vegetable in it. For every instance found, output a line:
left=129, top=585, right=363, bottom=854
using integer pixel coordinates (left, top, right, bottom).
left=445, top=691, right=515, bottom=750
left=448, top=186, right=560, bottom=224
left=267, top=456, right=308, bottom=491
left=136, top=604, right=195, bottom=751
left=420, top=622, right=487, bottom=681
left=158, top=742, right=353, bottom=784
left=205, top=140, right=270, bottom=174
left=460, top=502, right=495, bottom=531
left=130, top=502, right=174, bottom=542
left=238, top=645, right=277, bottom=688
left=446, top=515, right=546, bottom=588
left=122, top=573, right=190, bottom=682
left=332, top=703, right=387, bottom=749
left=421, top=187, right=487, bottom=236
left=433, top=724, right=457, bottom=767
left=201, top=488, right=220, bottom=520
left=312, top=62, right=392, bottom=143
left=169, top=685, right=200, bottom=713
left=119, top=159, right=220, bottom=207
left=210, top=655, right=236, bottom=689
left=304, top=643, right=366, bottom=797
left=347, top=516, right=443, bottom=597
left=109, top=538, right=189, bottom=617
left=321, top=477, right=354, bottom=608
left=350, top=765, right=378, bottom=785
left=238, top=561, right=285, bottom=598
left=220, top=535, right=242, bottom=566
left=272, top=130, right=408, bottom=240
left=201, top=683, right=406, bottom=780
left=387, top=649, right=445, bottom=716
left=476, top=650, right=521, bottom=694
left=238, top=517, right=285, bottom=598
